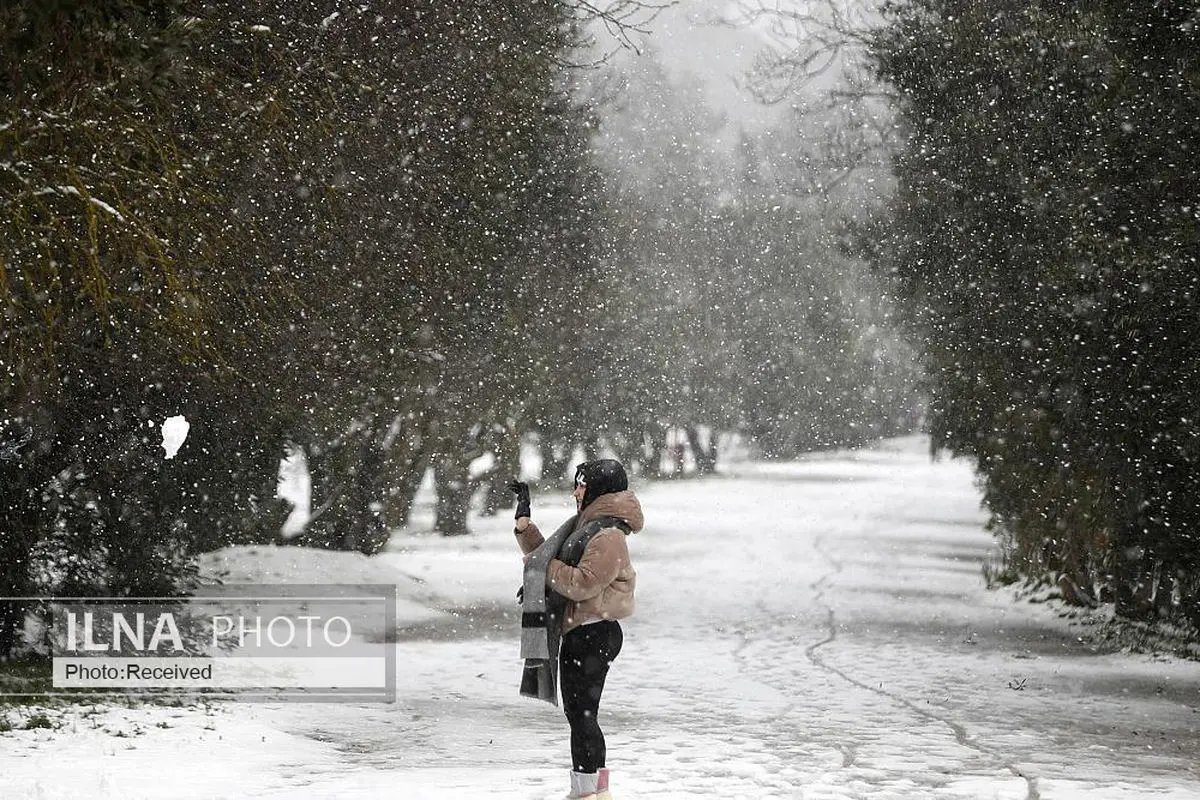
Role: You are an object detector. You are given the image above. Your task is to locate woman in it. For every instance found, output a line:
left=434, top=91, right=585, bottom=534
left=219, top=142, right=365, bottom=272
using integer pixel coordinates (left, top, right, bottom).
left=511, top=459, right=643, bottom=800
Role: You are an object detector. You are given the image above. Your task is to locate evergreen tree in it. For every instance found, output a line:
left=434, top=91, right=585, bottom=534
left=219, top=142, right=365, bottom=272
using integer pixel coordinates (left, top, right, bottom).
left=873, top=0, right=1200, bottom=625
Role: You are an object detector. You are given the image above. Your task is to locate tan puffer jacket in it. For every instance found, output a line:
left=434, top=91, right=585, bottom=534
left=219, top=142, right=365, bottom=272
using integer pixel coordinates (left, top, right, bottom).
left=515, top=490, right=643, bottom=634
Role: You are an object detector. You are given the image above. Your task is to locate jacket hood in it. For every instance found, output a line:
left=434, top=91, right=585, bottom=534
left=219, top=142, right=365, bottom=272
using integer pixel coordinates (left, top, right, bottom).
left=579, top=490, right=644, bottom=533
left=575, top=458, right=628, bottom=510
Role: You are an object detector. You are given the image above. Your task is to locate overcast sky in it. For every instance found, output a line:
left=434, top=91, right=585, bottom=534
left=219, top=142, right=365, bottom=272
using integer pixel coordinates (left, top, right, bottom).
left=607, top=0, right=785, bottom=129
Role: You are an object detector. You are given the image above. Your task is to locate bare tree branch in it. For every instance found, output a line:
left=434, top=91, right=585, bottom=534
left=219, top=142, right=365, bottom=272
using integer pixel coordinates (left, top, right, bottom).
left=565, top=0, right=677, bottom=61
left=728, top=0, right=878, bottom=103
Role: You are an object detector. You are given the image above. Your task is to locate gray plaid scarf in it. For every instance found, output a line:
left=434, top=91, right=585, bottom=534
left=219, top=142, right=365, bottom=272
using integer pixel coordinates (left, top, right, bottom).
left=518, top=514, right=578, bottom=704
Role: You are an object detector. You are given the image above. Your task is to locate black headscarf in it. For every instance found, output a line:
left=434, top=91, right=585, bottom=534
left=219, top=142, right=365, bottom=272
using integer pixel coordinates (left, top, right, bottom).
left=573, top=459, right=629, bottom=510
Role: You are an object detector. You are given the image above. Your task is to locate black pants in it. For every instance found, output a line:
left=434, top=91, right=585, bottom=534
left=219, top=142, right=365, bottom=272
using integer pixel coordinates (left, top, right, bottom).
left=559, top=620, right=623, bottom=773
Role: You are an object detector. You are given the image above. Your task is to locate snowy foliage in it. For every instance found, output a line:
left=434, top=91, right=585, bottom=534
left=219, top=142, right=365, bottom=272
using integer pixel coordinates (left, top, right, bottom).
left=873, top=0, right=1200, bottom=627
left=3, top=0, right=914, bottom=660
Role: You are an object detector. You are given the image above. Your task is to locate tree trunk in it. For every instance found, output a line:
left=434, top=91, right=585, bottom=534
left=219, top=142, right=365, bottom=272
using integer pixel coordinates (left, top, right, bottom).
left=382, top=413, right=433, bottom=530
left=433, top=450, right=472, bottom=536
left=482, top=427, right=521, bottom=516
left=384, top=452, right=428, bottom=531
left=342, top=435, right=391, bottom=555
left=295, top=442, right=343, bottom=549
left=644, top=425, right=669, bottom=479
left=539, top=438, right=571, bottom=486
left=296, top=423, right=392, bottom=552
left=686, top=425, right=718, bottom=475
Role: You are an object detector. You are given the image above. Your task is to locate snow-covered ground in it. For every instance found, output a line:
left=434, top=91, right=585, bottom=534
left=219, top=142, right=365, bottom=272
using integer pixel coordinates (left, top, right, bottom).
left=3, top=436, right=1198, bottom=799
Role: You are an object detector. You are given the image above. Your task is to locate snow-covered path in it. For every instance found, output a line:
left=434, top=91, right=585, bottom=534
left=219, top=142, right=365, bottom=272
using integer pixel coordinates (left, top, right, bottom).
left=5, top=437, right=1199, bottom=799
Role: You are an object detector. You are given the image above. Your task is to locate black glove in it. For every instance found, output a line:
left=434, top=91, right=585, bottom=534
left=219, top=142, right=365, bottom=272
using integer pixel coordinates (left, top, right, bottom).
left=509, top=480, right=531, bottom=520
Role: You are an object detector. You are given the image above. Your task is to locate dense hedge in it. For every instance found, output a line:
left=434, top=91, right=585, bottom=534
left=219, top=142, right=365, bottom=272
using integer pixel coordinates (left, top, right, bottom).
left=874, top=0, right=1200, bottom=626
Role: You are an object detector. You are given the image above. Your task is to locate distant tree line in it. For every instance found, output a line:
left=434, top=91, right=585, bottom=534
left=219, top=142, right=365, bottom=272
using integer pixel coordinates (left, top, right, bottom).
left=0, top=0, right=919, bottom=657
left=588, top=50, right=920, bottom=465
left=872, top=1, right=1200, bottom=629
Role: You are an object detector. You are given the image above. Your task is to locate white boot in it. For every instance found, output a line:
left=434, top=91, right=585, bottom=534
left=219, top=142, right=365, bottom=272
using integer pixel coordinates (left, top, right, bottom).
left=566, top=770, right=599, bottom=800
